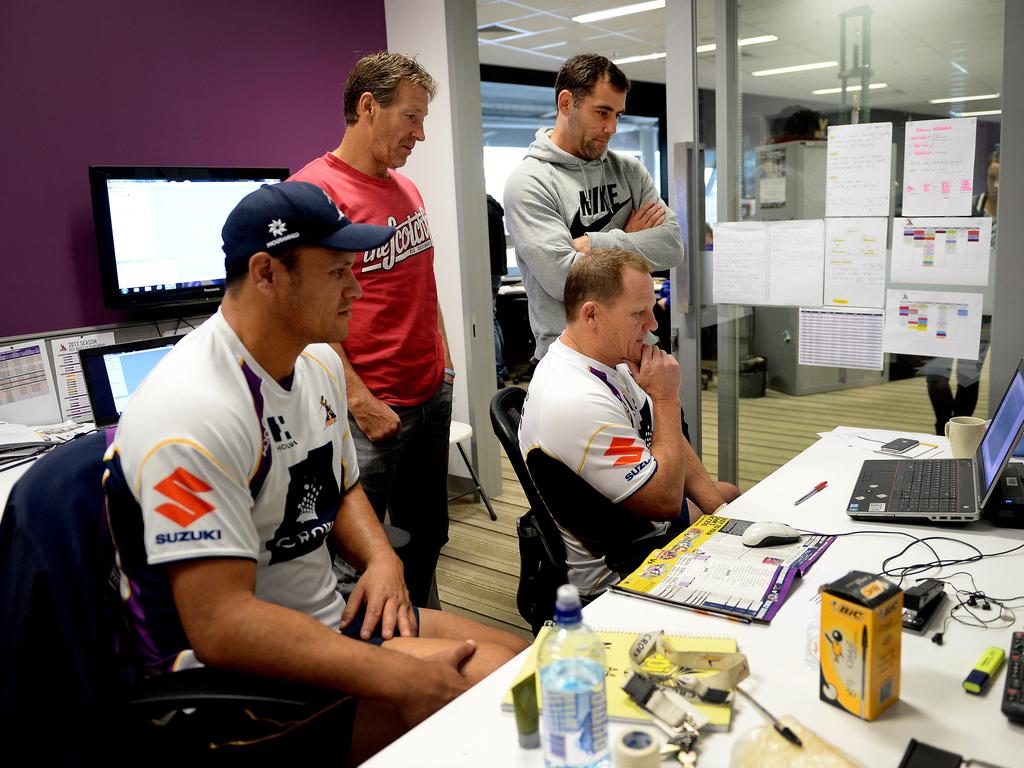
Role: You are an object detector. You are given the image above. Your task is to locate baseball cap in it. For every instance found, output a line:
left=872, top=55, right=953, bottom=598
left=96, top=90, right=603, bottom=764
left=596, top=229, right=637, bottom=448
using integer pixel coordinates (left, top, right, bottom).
left=222, top=181, right=395, bottom=266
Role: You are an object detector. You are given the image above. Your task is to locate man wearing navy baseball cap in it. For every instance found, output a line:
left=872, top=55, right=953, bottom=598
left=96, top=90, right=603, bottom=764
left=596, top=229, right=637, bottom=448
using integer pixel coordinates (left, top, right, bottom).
left=104, top=181, right=527, bottom=759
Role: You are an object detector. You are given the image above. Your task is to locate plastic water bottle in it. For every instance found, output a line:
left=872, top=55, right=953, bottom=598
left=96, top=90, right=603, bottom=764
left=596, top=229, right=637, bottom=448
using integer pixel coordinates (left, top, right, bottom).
left=538, top=585, right=609, bottom=768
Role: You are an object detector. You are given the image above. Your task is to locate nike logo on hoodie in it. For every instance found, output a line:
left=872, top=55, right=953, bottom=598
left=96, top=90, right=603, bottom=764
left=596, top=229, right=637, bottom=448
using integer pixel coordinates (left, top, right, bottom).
left=570, top=199, right=630, bottom=238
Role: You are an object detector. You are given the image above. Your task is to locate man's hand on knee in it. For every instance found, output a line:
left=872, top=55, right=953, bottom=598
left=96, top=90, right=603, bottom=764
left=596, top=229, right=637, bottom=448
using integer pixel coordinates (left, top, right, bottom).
left=341, top=551, right=417, bottom=640
left=395, top=640, right=477, bottom=726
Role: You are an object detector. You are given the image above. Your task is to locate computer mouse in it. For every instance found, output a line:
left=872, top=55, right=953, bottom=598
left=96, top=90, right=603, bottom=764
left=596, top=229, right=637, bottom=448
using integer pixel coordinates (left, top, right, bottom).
left=741, top=521, right=802, bottom=548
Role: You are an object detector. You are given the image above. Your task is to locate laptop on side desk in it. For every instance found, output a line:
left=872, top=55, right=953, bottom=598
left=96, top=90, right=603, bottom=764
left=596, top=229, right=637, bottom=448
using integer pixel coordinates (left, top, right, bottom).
left=80, top=335, right=184, bottom=428
left=847, top=358, right=1024, bottom=524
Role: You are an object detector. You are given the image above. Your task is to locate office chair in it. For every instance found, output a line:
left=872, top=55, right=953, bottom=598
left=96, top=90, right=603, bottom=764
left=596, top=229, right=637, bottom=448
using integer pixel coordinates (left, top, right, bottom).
left=489, top=387, right=683, bottom=635
left=489, top=387, right=568, bottom=634
left=0, top=430, right=355, bottom=764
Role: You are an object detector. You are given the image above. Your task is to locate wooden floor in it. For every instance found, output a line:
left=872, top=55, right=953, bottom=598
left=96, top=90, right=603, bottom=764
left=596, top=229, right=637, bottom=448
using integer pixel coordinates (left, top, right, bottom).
left=437, top=363, right=990, bottom=638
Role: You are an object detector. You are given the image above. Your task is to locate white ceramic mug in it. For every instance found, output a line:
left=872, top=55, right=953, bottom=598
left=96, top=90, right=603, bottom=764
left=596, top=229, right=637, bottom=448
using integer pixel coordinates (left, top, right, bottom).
left=945, top=416, right=990, bottom=459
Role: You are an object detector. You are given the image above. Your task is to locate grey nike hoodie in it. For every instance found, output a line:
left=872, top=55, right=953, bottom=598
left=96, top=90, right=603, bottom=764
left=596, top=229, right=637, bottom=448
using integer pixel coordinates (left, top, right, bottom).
left=503, top=128, right=684, bottom=358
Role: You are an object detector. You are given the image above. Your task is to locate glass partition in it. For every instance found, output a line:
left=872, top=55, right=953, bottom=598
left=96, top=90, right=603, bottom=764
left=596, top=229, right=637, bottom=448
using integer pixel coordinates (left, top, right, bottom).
left=695, top=0, right=1003, bottom=489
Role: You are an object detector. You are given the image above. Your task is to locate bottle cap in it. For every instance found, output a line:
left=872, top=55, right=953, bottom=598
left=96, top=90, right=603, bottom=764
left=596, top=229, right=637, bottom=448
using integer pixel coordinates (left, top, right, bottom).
left=554, top=584, right=582, bottom=623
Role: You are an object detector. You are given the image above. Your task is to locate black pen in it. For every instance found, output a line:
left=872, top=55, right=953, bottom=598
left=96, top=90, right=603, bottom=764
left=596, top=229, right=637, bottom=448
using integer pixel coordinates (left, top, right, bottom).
left=734, top=686, right=803, bottom=748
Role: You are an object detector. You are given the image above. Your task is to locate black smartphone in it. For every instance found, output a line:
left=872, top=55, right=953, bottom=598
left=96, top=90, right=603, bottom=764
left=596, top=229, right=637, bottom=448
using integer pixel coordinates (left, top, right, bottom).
left=880, top=438, right=920, bottom=454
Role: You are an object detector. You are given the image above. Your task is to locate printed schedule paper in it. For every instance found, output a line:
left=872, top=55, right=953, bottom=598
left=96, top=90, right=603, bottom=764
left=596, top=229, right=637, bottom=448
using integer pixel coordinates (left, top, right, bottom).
left=50, top=332, right=116, bottom=422
left=882, top=289, right=983, bottom=360
left=713, top=220, right=825, bottom=306
left=825, top=122, right=893, bottom=217
left=799, top=307, right=884, bottom=371
left=890, top=217, right=992, bottom=286
left=0, top=340, right=61, bottom=425
left=902, top=118, right=977, bottom=216
left=824, top=217, right=888, bottom=308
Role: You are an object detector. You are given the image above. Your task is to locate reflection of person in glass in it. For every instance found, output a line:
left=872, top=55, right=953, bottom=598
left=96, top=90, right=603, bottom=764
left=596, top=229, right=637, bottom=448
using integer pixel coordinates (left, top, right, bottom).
left=924, top=149, right=998, bottom=435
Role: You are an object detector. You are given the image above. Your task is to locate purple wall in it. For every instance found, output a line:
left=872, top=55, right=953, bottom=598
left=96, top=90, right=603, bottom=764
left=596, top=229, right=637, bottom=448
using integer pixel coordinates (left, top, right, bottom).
left=0, top=0, right=387, bottom=338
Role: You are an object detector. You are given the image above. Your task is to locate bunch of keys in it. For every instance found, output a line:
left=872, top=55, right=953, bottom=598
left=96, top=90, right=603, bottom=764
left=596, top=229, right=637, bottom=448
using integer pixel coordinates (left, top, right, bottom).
left=623, top=672, right=702, bottom=764
left=659, top=725, right=699, bottom=765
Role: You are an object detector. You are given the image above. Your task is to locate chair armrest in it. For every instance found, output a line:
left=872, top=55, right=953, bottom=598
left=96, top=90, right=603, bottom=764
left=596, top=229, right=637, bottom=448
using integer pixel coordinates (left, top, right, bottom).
left=127, top=667, right=348, bottom=713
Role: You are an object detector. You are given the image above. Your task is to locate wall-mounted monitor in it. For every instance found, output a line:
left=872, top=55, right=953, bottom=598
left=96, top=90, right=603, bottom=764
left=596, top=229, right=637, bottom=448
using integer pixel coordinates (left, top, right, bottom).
left=89, top=165, right=288, bottom=312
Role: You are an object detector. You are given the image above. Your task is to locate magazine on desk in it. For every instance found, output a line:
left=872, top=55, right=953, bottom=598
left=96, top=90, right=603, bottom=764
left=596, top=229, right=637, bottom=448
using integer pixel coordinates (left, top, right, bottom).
left=609, top=515, right=835, bottom=623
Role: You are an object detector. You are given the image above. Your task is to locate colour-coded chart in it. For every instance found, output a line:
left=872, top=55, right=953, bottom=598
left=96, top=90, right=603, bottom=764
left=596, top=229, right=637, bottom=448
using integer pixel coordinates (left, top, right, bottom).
left=890, top=217, right=992, bottom=286
left=883, top=290, right=983, bottom=360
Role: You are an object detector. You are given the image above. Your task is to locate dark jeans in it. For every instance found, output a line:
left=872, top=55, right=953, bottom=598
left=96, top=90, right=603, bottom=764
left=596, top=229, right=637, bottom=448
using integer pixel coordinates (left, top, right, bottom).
left=349, top=379, right=453, bottom=608
left=492, top=274, right=509, bottom=385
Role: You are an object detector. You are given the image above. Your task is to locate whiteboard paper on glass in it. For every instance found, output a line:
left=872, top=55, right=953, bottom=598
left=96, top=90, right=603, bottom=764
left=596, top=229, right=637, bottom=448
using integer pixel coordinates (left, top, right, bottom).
left=890, top=217, right=992, bottom=286
left=825, top=122, right=893, bottom=217
left=824, top=218, right=888, bottom=308
left=901, top=118, right=977, bottom=216
left=882, top=289, right=983, bottom=360
left=713, top=220, right=824, bottom=306
left=799, top=307, right=884, bottom=370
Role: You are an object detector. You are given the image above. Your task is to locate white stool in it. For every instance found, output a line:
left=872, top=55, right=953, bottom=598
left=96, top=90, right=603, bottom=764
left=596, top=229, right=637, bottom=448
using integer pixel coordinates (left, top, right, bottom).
left=448, top=420, right=497, bottom=520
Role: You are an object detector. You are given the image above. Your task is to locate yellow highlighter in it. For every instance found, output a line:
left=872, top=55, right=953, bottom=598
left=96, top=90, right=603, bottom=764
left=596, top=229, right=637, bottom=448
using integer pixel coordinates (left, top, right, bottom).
left=963, top=646, right=1006, bottom=694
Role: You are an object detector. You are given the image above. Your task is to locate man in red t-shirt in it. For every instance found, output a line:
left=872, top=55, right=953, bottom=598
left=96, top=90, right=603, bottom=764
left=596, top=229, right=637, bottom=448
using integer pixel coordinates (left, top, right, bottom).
left=291, top=52, right=453, bottom=608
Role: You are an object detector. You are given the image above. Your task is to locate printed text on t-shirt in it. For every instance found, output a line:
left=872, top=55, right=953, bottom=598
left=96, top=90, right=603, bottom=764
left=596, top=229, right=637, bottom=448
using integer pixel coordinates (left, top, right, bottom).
left=362, top=207, right=433, bottom=272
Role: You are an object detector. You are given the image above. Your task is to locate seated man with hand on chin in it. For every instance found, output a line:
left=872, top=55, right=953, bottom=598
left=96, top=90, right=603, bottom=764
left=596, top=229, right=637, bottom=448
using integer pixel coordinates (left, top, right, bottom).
left=518, top=248, right=739, bottom=597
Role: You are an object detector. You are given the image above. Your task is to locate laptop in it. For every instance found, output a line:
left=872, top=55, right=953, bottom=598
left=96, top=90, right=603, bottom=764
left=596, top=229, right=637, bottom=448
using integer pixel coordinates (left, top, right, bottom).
left=79, top=335, right=184, bottom=427
left=847, top=358, right=1024, bottom=523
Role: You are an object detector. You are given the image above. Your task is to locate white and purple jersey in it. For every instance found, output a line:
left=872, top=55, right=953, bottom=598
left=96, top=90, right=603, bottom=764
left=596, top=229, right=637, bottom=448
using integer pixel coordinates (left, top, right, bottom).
left=105, top=310, right=357, bottom=672
left=518, top=338, right=668, bottom=594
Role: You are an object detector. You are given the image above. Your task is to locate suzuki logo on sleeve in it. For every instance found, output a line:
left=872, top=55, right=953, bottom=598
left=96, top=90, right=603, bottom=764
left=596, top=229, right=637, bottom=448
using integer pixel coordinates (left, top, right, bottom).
left=604, top=437, right=644, bottom=467
left=153, top=467, right=215, bottom=527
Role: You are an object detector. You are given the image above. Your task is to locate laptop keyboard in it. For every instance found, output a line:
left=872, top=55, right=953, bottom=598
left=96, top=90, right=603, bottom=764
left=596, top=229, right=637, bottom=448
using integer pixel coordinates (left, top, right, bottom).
left=892, top=459, right=960, bottom=514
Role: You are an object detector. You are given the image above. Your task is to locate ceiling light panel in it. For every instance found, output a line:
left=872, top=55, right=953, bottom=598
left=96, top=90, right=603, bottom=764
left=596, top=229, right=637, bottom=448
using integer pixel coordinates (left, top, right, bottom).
left=929, top=93, right=1000, bottom=104
left=811, top=83, right=888, bottom=95
left=572, top=1, right=664, bottom=24
left=951, top=109, right=1001, bottom=117
left=752, top=61, right=838, bottom=77
left=696, top=34, right=779, bottom=54
left=613, top=51, right=667, bottom=65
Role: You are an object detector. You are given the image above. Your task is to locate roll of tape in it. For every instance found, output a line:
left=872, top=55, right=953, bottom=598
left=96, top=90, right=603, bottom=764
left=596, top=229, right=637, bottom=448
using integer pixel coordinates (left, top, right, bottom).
left=614, top=727, right=660, bottom=768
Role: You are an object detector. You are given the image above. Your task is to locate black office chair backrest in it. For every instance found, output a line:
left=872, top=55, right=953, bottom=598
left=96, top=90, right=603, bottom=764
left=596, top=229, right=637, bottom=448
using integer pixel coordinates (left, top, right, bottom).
left=489, top=386, right=545, bottom=512
left=0, top=431, right=356, bottom=763
left=0, top=430, right=129, bottom=758
left=489, top=387, right=569, bottom=633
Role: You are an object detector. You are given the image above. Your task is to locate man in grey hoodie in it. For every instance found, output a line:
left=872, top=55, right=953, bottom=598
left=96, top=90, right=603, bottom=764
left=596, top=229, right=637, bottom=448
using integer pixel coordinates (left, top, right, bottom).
left=503, top=53, right=684, bottom=359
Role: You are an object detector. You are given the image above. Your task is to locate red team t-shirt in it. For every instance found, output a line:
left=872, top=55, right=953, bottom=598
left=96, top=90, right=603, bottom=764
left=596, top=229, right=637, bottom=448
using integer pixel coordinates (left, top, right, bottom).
left=290, top=153, right=444, bottom=406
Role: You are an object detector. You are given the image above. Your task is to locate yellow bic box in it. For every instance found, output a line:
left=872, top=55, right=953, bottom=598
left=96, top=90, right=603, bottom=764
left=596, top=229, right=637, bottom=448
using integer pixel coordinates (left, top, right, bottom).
left=820, top=571, right=903, bottom=720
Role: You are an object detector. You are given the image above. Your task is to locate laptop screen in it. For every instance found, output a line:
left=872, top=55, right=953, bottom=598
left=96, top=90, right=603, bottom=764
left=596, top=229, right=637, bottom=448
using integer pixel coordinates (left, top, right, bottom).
left=79, top=335, right=184, bottom=426
left=977, top=359, right=1024, bottom=501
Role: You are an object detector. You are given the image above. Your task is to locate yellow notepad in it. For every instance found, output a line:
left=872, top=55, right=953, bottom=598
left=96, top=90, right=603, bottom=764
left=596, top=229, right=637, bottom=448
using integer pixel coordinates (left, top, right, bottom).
left=501, top=628, right=738, bottom=729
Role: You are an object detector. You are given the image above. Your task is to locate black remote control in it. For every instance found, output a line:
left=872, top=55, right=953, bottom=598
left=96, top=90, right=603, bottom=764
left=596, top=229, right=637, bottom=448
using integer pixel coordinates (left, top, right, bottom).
left=1003, top=630, right=1024, bottom=723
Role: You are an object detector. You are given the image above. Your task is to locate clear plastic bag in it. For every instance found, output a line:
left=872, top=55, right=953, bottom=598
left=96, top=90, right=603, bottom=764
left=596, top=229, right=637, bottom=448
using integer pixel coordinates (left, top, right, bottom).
left=729, top=716, right=863, bottom=768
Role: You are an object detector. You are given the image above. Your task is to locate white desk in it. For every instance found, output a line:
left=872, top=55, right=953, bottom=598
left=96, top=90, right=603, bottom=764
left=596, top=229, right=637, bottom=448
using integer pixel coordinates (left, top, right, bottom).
left=365, top=429, right=1024, bottom=767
